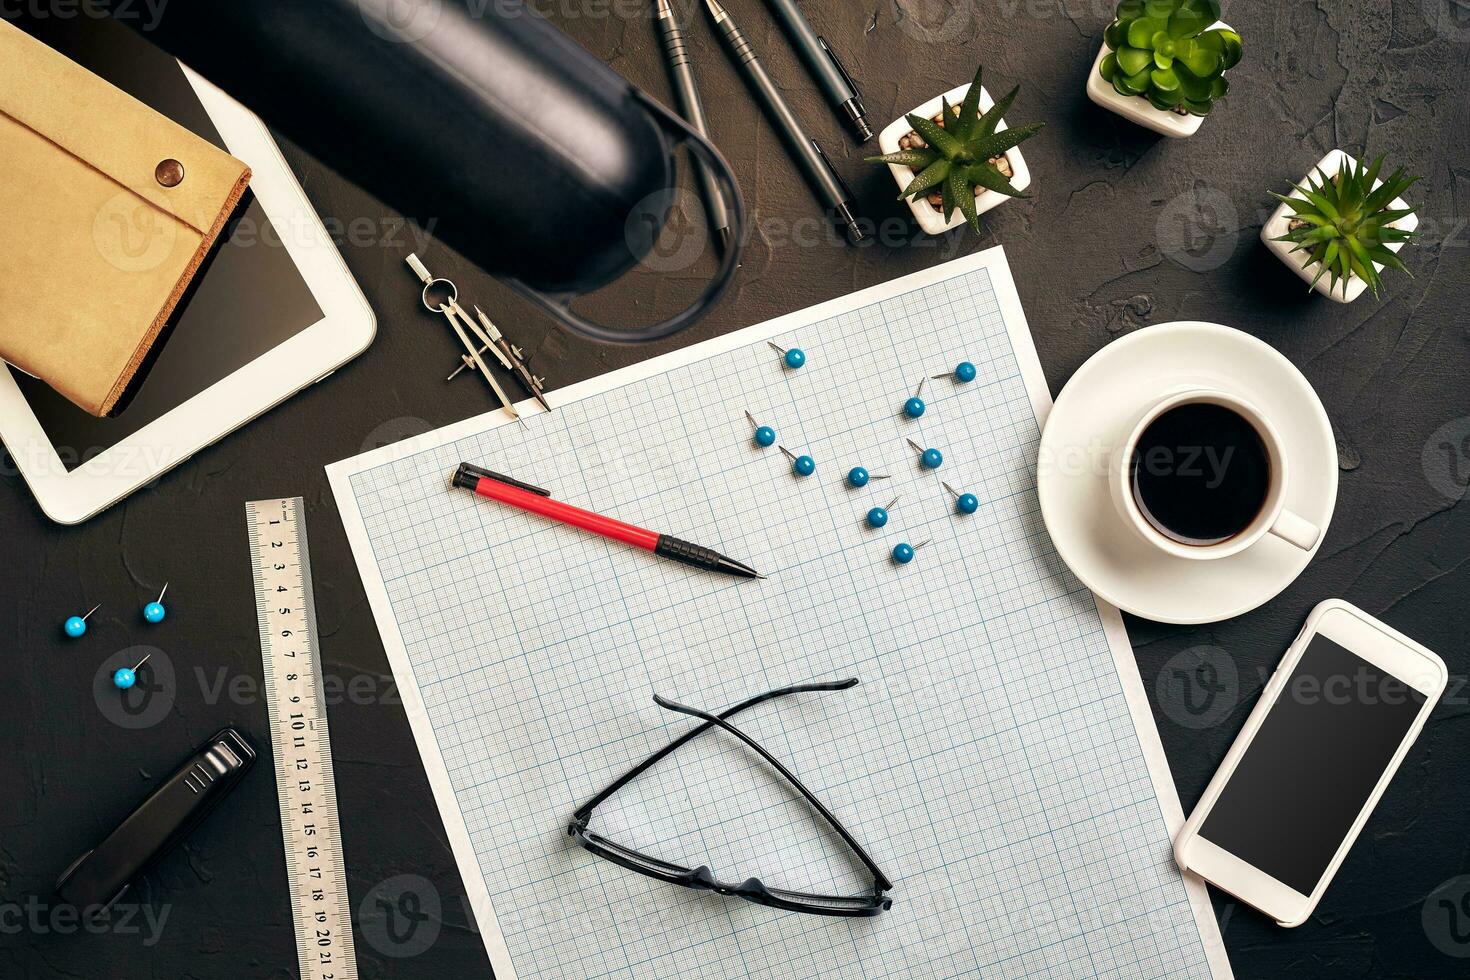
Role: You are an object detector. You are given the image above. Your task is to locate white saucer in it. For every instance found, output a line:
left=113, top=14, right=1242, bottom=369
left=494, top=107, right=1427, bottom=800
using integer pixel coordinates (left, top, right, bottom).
left=1037, top=322, right=1338, bottom=625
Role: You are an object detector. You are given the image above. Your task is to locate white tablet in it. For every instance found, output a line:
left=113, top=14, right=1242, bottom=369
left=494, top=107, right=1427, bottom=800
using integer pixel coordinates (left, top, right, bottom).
left=0, top=33, right=374, bottom=525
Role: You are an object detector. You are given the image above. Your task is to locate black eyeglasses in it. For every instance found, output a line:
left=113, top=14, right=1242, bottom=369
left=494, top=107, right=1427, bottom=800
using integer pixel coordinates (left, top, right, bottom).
left=568, top=678, right=894, bottom=917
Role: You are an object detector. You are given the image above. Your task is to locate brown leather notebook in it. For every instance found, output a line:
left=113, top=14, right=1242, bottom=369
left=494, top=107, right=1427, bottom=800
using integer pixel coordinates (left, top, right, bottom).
left=0, top=20, right=250, bottom=417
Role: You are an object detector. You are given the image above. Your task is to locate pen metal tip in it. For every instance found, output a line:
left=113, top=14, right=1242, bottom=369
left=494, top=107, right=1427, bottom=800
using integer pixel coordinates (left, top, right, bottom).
left=842, top=102, right=875, bottom=143
left=835, top=202, right=866, bottom=244
left=703, top=0, right=728, bottom=20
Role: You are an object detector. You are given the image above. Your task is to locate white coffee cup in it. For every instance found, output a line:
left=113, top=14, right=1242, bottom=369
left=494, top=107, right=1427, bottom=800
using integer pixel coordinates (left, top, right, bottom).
left=1110, top=389, right=1321, bottom=561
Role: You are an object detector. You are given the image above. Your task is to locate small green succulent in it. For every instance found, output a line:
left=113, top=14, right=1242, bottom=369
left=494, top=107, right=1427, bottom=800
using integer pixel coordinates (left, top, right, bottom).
left=1099, top=0, right=1242, bottom=116
left=1271, top=154, right=1419, bottom=300
left=867, top=64, right=1043, bottom=235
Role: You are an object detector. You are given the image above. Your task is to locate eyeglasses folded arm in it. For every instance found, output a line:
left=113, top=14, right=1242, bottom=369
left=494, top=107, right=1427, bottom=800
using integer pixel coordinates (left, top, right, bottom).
left=567, top=678, right=894, bottom=917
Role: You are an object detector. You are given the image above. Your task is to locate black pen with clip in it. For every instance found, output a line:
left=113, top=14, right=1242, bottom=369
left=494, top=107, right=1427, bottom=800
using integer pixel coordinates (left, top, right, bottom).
left=703, top=0, right=865, bottom=244
left=762, top=0, right=871, bottom=142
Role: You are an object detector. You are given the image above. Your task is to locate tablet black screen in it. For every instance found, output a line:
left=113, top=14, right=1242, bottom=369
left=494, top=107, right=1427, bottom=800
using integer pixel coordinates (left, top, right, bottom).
left=4, top=12, right=324, bottom=471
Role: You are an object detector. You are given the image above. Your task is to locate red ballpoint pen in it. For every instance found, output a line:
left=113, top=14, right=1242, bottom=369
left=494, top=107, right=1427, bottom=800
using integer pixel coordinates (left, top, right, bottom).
left=452, top=463, right=764, bottom=579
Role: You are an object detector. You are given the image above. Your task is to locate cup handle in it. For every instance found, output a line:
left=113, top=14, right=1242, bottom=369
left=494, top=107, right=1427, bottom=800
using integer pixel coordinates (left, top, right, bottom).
left=1269, top=508, right=1321, bottom=551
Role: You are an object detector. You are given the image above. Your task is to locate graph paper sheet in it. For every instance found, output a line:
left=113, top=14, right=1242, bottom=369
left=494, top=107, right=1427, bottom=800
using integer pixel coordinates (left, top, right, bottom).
left=327, top=248, right=1231, bottom=980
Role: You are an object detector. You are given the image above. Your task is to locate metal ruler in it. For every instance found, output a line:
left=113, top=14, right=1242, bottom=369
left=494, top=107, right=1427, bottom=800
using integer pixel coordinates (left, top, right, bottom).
left=247, top=497, right=358, bottom=980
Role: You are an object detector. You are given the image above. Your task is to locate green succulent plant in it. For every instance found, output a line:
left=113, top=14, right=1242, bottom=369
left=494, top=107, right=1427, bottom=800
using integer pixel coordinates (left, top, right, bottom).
left=1099, top=0, right=1242, bottom=116
left=867, top=65, right=1043, bottom=235
left=1271, top=154, right=1419, bottom=300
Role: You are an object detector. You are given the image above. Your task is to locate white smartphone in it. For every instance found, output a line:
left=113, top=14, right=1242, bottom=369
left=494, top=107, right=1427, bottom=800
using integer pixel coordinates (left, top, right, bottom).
left=1174, top=599, right=1446, bottom=927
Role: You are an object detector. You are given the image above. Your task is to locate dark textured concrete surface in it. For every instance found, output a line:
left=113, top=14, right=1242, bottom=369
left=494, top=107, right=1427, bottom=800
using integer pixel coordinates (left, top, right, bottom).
left=2, top=2, right=1468, bottom=978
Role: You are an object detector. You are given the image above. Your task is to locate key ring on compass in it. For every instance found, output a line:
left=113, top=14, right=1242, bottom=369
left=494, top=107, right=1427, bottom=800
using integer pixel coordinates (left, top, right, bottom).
left=421, top=277, right=459, bottom=314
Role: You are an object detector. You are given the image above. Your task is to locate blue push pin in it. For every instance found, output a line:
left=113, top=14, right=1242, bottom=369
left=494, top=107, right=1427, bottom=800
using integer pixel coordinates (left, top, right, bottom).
left=891, top=540, right=930, bottom=565
left=143, top=582, right=168, bottom=624
left=846, top=466, right=890, bottom=489
left=768, top=341, right=806, bottom=370
left=744, top=411, right=776, bottom=448
left=944, top=482, right=979, bottom=515
left=866, top=496, right=899, bottom=529
left=64, top=604, right=100, bottom=639
left=934, top=361, right=977, bottom=384
left=907, top=438, right=943, bottom=470
left=903, top=378, right=927, bottom=419
left=779, top=446, right=816, bottom=477
left=113, top=652, right=151, bottom=691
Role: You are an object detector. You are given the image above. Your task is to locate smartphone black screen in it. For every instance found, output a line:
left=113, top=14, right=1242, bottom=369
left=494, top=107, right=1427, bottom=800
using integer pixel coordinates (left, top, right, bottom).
left=1199, top=634, right=1427, bottom=895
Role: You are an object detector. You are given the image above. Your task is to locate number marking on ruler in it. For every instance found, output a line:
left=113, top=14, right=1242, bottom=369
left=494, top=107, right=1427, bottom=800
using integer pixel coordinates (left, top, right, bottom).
left=247, top=497, right=358, bottom=980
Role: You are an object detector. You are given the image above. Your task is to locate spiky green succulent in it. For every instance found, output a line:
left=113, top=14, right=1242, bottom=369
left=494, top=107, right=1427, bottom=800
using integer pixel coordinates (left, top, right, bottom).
left=1099, top=0, right=1241, bottom=116
left=1272, top=154, right=1419, bottom=300
left=867, top=65, right=1043, bottom=235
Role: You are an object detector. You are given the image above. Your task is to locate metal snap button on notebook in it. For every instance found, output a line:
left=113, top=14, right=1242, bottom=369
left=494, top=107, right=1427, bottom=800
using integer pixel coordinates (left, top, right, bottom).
left=154, top=159, right=185, bottom=187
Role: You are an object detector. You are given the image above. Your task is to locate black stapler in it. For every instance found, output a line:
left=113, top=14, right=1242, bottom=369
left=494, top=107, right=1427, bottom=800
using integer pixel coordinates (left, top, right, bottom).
left=55, top=728, right=257, bottom=912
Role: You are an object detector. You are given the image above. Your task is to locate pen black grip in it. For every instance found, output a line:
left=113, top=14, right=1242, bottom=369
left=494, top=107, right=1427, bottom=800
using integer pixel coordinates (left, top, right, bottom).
left=655, top=535, right=724, bottom=572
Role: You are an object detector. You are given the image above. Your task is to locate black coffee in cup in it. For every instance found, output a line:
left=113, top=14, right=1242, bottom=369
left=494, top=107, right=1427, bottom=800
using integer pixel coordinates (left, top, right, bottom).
left=1130, top=402, right=1271, bottom=546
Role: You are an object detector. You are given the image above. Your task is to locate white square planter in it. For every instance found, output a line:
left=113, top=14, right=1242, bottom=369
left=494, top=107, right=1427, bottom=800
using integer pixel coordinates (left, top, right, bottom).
left=1084, top=22, right=1231, bottom=138
left=877, top=83, right=1031, bottom=236
left=1261, top=148, right=1419, bottom=304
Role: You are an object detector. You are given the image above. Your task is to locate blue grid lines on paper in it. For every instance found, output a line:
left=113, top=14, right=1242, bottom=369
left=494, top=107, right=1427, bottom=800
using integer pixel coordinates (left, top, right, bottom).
left=346, top=266, right=1213, bottom=980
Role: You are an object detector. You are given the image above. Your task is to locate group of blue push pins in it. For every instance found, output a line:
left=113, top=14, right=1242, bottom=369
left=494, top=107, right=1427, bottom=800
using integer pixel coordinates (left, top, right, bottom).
left=63, top=583, right=170, bottom=690
left=753, top=342, right=982, bottom=566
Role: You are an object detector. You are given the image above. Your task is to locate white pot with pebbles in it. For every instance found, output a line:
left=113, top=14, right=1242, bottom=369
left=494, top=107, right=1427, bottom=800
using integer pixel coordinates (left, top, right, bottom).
left=875, top=82, right=1033, bottom=236
left=1261, top=149, right=1420, bottom=304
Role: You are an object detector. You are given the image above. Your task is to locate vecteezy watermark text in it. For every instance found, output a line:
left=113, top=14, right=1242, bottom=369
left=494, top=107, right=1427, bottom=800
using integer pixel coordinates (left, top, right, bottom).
left=1157, top=645, right=1240, bottom=730
left=1153, top=642, right=1466, bottom=732
left=195, top=667, right=401, bottom=709
left=0, top=0, right=168, bottom=31
left=0, top=898, right=171, bottom=947
left=1423, top=416, right=1470, bottom=502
